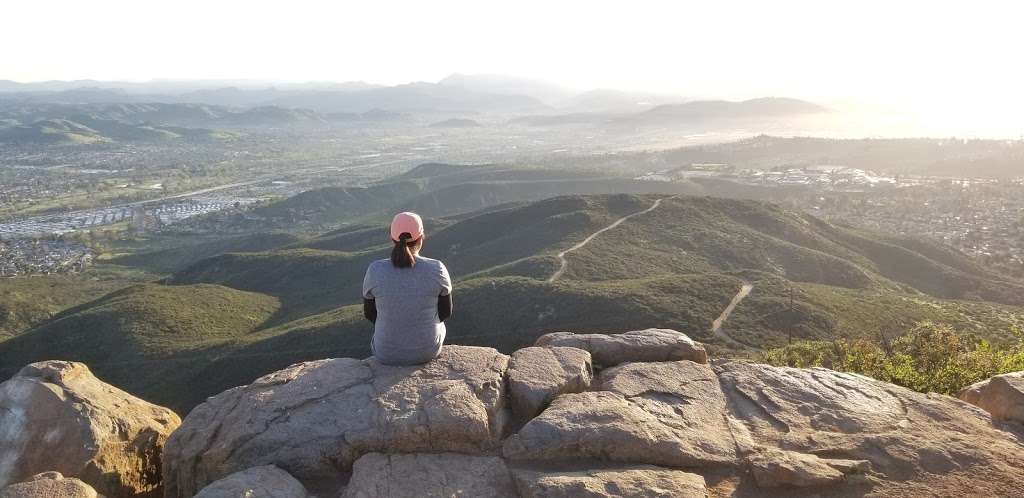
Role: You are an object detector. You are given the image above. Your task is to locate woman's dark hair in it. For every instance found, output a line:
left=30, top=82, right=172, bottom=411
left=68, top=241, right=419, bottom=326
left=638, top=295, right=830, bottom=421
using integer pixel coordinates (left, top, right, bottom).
left=391, top=233, right=420, bottom=268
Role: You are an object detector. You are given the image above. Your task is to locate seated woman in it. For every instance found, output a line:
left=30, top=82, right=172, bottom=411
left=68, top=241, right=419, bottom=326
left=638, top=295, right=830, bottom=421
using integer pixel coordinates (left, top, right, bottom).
left=362, top=212, right=453, bottom=365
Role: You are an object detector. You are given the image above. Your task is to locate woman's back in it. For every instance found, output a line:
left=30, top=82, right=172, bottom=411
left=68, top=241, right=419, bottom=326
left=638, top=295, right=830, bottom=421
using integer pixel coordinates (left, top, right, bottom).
left=363, top=255, right=452, bottom=365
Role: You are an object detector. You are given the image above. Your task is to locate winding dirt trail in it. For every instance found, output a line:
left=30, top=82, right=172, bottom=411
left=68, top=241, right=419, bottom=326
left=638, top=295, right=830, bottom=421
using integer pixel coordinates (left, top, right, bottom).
left=711, top=283, right=760, bottom=350
left=547, top=197, right=670, bottom=283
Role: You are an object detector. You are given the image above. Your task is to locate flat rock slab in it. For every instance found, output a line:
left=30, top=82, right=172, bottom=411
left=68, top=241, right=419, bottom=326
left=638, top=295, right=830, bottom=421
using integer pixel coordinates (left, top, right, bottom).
left=534, top=329, right=707, bottom=366
left=746, top=447, right=868, bottom=488
left=342, top=453, right=517, bottom=498
left=193, top=466, right=309, bottom=498
left=959, top=371, right=1024, bottom=423
left=716, top=360, right=1024, bottom=496
left=504, top=361, right=736, bottom=468
left=507, top=346, right=592, bottom=420
left=714, top=361, right=909, bottom=438
left=0, top=472, right=101, bottom=498
left=162, top=346, right=510, bottom=498
left=0, top=361, right=180, bottom=498
left=512, top=466, right=707, bottom=498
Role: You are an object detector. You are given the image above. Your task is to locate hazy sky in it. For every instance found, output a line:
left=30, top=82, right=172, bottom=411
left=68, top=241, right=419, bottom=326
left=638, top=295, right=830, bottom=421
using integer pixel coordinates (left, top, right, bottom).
left=4, top=1, right=1023, bottom=115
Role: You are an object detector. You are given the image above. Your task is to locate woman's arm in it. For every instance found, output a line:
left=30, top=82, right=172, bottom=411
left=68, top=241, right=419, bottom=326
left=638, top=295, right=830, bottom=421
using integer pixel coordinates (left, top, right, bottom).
left=363, top=298, right=377, bottom=323
left=438, top=294, right=453, bottom=322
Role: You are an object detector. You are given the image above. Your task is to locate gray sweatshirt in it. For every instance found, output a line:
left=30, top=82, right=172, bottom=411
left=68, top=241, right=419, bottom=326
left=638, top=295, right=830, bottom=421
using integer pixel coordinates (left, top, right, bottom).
left=362, top=256, right=452, bottom=365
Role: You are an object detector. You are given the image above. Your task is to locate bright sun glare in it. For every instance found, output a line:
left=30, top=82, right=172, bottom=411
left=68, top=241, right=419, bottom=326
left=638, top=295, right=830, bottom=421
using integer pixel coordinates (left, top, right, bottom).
left=4, top=0, right=1023, bottom=137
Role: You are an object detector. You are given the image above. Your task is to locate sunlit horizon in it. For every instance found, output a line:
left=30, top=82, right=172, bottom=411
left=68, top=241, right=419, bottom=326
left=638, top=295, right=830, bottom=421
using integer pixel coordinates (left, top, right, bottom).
left=4, top=0, right=1024, bottom=137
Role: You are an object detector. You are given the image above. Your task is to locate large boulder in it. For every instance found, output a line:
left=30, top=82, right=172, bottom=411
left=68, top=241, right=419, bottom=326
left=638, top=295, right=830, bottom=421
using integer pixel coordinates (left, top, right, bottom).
left=0, top=472, right=102, bottom=498
left=715, top=360, right=1024, bottom=496
left=511, top=466, right=707, bottom=498
left=504, top=360, right=736, bottom=468
left=163, top=346, right=510, bottom=498
left=342, top=453, right=516, bottom=498
left=0, top=361, right=180, bottom=498
left=959, top=371, right=1024, bottom=423
left=534, top=329, right=706, bottom=366
left=507, top=357, right=1024, bottom=496
left=193, top=466, right=308, bottom=498
left=507, top=346, right=592, bottom=420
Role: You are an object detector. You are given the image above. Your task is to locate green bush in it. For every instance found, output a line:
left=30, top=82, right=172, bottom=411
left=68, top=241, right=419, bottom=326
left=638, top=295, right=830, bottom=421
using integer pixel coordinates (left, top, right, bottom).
left=763, top=321, right=1024, bottom=395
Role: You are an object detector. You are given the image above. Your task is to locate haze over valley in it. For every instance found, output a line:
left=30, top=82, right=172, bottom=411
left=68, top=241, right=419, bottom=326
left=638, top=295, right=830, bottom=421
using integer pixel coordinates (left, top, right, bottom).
left=3, top=2, right=1024, bottom=497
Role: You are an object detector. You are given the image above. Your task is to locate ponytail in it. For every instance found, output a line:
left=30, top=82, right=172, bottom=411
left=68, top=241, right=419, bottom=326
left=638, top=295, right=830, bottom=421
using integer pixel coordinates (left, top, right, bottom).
left=391, top=233, right=418, bottom=268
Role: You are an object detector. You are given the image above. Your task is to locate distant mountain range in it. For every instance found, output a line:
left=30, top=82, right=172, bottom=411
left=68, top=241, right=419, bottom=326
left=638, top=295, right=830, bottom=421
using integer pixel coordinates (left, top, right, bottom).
left=0, top=74, right=825, bottom=120
left=0, top=75, right=554, bottom=114
left=0, top=95, right=827, bottom=146
left=0, top=102, right=407, bottom=144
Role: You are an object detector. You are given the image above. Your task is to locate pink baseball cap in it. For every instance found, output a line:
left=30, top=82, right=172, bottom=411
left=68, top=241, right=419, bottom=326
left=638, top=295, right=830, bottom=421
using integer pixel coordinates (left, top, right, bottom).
left=390, top=212, right=424, bottom=242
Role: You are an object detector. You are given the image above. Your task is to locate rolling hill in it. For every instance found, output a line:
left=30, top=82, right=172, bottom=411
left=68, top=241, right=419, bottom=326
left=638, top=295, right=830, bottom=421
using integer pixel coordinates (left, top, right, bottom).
left=3, top=193, right=1023, bottom=414
left=225, top=163, right=710, bottom=230
left=0, top=115, right=231, bottom=145
left=108, top=232, right=302, bottom=274
left=0, top=283, right=279, bottom=411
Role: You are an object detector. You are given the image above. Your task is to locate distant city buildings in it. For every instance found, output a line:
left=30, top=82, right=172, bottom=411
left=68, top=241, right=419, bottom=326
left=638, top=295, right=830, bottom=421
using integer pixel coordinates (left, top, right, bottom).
left=643, top=162, right=1024, bottom=268
left=0, top=239, right=93, bottom=276
left=0, top=195, right=263, bottom=239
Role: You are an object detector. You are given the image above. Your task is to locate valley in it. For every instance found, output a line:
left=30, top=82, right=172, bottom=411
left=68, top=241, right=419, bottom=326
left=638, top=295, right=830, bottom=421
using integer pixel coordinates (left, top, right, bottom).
left=2, top=162, right=1023, bottom=413
left=2, top=78, right=1024, bottom=421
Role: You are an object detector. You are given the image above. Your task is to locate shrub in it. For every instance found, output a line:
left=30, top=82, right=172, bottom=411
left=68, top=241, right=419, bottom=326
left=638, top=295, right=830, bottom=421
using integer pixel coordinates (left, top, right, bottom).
left=762, top=321, right=1024, bottom=395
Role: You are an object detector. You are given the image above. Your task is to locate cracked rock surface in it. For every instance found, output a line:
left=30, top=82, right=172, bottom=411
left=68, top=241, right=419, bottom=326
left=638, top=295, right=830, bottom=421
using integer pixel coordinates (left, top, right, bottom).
left=507, top=346, right=592, bottom=421
left=193, top=466, right=309, bottom=498
left=511, top=466, right=707, bottom=498
left=161, top=346, right=510, bottom=498
left=342, top=453, right=516, bottom=498
left=18, top=329, right=1024, bottom=498
left=535, top=328, right=707, bottom=366
left=505, top=360, right=736, bottom=467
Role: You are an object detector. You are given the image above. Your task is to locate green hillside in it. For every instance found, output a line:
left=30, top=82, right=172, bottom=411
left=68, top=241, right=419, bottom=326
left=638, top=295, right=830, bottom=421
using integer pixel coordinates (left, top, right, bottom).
left=167, top=248, right=375, bottom=323
left=2, top=193, right=1023, bottom=414
left=0, top=116, right=230, bottom=145
left=242, top=163, right=707, bottom=229
left=0, top=119, right=107, bottom=145
left=173, top=194, right=1024, bottom=325
left=0, top=283, right=278, bottom=412
left=109, top=232, right=302, bottom=273
left=0, top=270, right=150, bottom=339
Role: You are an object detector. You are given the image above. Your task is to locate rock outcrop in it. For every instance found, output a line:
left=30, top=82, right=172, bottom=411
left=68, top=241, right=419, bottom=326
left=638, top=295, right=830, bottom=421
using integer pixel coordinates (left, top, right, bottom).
left=160, top=332, right=1024, bottom=497
left=0, top=361, right=180, bottom=498
left=715, top=360, right=1024, bottom=495
left=504, top=360, right=736, bottom=468
left=535, top=328, right=707, bottom=366
left=162, top=346, right=510, bottom=498
left=193, top=466, right=309, bottom=498
left=959, top=371, right=1024, bottom=424
left=0, top=472, right=102, bottom=498
left=17, top=329, right=1024, bottom=497
left=507, top=346, right=592, bottom=420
